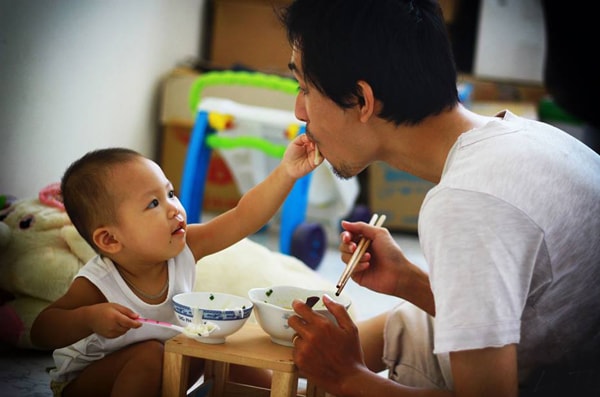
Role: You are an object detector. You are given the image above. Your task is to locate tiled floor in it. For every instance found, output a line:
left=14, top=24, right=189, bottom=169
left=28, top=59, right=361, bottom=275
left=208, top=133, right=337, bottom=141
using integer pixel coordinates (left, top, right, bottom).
left=0, top=231, right=424, bottom=396
left=0, top=346, right=54, bottom=397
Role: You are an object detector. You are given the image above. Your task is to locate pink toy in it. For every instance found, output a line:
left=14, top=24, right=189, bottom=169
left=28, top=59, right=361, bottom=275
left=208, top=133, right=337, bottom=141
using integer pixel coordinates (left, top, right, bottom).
left=38, top=182, right=64, bottom=211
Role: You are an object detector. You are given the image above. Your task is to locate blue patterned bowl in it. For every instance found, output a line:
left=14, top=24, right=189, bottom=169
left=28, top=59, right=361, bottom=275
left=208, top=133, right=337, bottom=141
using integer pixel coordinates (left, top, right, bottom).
left=173, top=291, right=253, bottom=344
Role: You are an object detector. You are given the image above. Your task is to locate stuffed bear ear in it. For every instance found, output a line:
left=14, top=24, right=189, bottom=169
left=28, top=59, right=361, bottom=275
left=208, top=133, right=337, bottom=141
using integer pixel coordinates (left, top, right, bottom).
left=61, top=225, right=95, bottom=262
left=38, top=182, right=64, bottom=211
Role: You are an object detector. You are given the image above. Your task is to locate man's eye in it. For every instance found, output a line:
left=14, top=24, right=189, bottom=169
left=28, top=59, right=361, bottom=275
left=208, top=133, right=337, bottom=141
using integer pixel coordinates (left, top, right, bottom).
left=148, top=199, right=159, bottom=209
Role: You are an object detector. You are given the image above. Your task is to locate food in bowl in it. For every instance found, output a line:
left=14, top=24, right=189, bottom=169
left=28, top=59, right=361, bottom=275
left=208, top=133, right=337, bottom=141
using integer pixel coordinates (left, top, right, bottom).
left=183, top=321, right=219, bottom=338
left=248, top=285, right=352, bottom=346
left=173, top=291, right=253, bottom=344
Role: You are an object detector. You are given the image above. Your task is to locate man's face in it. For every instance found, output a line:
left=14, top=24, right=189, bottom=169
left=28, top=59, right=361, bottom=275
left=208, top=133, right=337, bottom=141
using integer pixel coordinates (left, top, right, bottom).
left=289, top=50, right=371, bottom=179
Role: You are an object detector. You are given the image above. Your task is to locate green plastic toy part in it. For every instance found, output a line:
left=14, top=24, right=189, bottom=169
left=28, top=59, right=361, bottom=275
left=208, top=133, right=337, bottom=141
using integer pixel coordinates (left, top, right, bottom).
left=188, top=71, right=299, bottom=112
left=205, top=134, right=286, bottom=158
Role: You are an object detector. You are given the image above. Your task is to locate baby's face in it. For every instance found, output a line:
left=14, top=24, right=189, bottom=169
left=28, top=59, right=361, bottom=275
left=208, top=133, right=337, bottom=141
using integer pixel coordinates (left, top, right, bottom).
left=109, top=157, right=187, bottom=263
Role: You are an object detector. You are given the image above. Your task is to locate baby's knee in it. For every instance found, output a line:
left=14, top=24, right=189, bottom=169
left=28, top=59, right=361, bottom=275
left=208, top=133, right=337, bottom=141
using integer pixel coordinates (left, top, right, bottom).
left=129, top=340, right=165, bottom=374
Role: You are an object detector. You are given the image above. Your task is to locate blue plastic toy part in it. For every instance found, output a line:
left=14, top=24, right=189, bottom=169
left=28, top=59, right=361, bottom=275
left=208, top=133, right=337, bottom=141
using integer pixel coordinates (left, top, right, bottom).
left=279, top=171, right=312, bottom=255
left=180, top=111, right=212, bottom=224
left=279, top=123, right=314, bottom=255
left=290, top=222, right=326, bottom=270
left=343, top=204, right=372, bottom=224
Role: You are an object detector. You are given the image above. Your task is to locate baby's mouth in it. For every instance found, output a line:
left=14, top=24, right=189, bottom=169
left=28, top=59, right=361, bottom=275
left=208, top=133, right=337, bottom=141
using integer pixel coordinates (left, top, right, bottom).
left=172, top=221, right=186, bottom=235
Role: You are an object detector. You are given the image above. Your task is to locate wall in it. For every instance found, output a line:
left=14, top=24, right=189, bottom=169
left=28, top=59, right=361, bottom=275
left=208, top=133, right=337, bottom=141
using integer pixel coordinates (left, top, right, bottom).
left=473, top=0, right=546, bottom=84
left=0, top=0, right=206, bottom=198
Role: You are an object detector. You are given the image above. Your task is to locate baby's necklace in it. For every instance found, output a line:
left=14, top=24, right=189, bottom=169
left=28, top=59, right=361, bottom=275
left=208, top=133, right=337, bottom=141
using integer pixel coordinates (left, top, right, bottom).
left=118, top=268, right=169, bottom=300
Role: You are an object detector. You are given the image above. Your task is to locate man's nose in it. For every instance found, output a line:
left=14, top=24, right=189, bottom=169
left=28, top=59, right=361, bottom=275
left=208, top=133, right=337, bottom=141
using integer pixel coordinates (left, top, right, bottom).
left=294, top=93, right=307, bottom=122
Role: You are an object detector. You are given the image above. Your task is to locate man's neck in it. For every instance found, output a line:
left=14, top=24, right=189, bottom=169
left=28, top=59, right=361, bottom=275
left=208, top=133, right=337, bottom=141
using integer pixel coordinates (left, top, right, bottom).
left=378, top=104, right=495, bottom=183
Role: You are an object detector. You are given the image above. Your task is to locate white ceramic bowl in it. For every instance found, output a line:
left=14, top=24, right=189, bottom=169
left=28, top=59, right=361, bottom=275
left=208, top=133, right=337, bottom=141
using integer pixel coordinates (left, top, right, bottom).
left=172, top=291, right=253, bottom=344
left=248, top=285, right=352, bottom=347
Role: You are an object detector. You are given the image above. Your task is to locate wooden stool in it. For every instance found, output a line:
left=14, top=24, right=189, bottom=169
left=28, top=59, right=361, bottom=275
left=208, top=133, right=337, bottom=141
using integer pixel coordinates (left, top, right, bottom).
left=162, top=323, right=329, bottom=397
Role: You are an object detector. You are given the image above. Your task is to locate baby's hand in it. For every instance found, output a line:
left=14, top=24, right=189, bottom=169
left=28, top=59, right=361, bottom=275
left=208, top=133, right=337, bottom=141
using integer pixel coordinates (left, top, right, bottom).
left=89, top=302, right=141, bottom=338
left=283, top=134, right=322, bottom=179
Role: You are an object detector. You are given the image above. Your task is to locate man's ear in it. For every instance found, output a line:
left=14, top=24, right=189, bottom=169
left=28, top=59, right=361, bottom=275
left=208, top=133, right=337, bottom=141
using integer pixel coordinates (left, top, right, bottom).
left=92, top=227, right=121, bottom=254
left=356, top=80, right=375, bottom=122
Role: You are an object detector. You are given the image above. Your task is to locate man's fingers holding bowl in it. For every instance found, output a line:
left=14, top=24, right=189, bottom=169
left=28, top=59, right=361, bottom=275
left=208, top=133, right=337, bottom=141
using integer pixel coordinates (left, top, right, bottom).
left=322, top=294, right=354, bottom=330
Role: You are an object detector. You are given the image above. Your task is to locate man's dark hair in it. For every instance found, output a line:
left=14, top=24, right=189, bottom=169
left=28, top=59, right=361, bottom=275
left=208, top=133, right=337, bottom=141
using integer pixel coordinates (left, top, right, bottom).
left=281, top=0, right=458, bottom=125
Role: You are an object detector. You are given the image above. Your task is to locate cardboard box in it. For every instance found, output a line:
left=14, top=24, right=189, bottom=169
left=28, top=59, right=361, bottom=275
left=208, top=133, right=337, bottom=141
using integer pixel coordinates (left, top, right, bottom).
left=207, top=0, right=458, bottom=74
left=208, top=0, right=292, bottom=74
left=458, top=74, right=546, bottom=103
left=159, top=68, right=198, bottom=124
left=439, top=0, right=457, bottom=23
left=368, top=162, right=435, bottom=233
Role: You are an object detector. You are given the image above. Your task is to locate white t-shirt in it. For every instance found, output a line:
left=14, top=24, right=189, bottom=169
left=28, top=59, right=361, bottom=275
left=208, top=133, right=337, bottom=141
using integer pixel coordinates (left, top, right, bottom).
left=50, top=245, right=196, bottom=383
left=419, top=111, right=600, bottom=376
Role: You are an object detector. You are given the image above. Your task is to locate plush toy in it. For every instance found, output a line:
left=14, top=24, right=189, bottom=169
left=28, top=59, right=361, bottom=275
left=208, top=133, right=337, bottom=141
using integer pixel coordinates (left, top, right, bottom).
left=0, top=184, right=96, bottom=349
left=0, top=184, right=347, bottom=350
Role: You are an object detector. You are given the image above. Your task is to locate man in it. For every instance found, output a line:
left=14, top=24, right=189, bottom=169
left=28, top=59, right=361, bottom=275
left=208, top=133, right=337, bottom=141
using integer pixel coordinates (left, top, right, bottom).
left=282, top=0, right=600, bottom=396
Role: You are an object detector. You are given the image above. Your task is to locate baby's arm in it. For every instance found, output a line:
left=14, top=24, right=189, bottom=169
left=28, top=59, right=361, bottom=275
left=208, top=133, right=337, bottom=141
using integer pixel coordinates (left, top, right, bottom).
left=186, top=134, right=320, bottom=260
left=30, top=277, right=141, bottom=349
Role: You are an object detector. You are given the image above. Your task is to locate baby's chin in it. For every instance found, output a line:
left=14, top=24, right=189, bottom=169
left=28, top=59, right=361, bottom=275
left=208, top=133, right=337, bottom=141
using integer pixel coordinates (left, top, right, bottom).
left=167, top=232, right=187, bottom=254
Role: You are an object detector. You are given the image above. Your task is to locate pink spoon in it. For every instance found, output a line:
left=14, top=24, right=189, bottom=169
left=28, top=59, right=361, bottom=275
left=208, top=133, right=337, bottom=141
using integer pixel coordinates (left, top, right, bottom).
left=137, top=317, right=218, bottom=338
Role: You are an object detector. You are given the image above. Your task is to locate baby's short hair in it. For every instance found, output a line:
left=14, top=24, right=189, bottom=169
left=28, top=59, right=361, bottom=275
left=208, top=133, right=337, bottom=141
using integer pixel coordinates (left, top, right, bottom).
left=61, top=148, right=142, bottom=251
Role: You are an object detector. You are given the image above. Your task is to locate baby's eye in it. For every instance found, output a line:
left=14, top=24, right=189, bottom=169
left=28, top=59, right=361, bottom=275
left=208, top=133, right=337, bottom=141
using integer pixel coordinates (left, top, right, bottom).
left=148, top=199, right=159, bottom=209
left=168, top=190, right=175, bottom=199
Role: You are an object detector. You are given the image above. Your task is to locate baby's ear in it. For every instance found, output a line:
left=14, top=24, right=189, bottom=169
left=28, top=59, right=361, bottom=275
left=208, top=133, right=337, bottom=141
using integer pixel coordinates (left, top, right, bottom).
left=92, top=227, right=121, bottom=254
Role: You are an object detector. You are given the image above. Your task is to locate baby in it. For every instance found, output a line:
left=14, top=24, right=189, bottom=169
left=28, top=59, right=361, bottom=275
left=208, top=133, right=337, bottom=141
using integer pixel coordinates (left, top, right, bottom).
left=31, top=134, right=320, bottom=397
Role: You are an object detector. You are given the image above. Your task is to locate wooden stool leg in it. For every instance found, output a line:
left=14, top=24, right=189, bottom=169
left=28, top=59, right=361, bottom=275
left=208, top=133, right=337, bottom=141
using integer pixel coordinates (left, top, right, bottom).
left=209, top=360, right=229, bottom=396
left=306, top=380, right=332, bottom=397
left=202, top=361, right=215, bottom=396
left=270, top=370, right=298, bottom=397
left=162, top=350, right=191, bottom=397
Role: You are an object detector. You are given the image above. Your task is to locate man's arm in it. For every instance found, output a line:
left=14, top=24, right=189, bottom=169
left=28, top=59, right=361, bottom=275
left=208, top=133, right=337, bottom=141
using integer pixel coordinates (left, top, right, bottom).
left=450, top=344, right=518, bottom=397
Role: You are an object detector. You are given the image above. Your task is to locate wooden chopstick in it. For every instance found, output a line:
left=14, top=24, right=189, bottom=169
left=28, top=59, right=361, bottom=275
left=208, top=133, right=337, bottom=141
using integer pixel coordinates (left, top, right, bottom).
left=313, top=144, right=321, bottom=165
left=336, top=213, right=377, bottom=288
left=336, top=213, right=386, bottom=296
